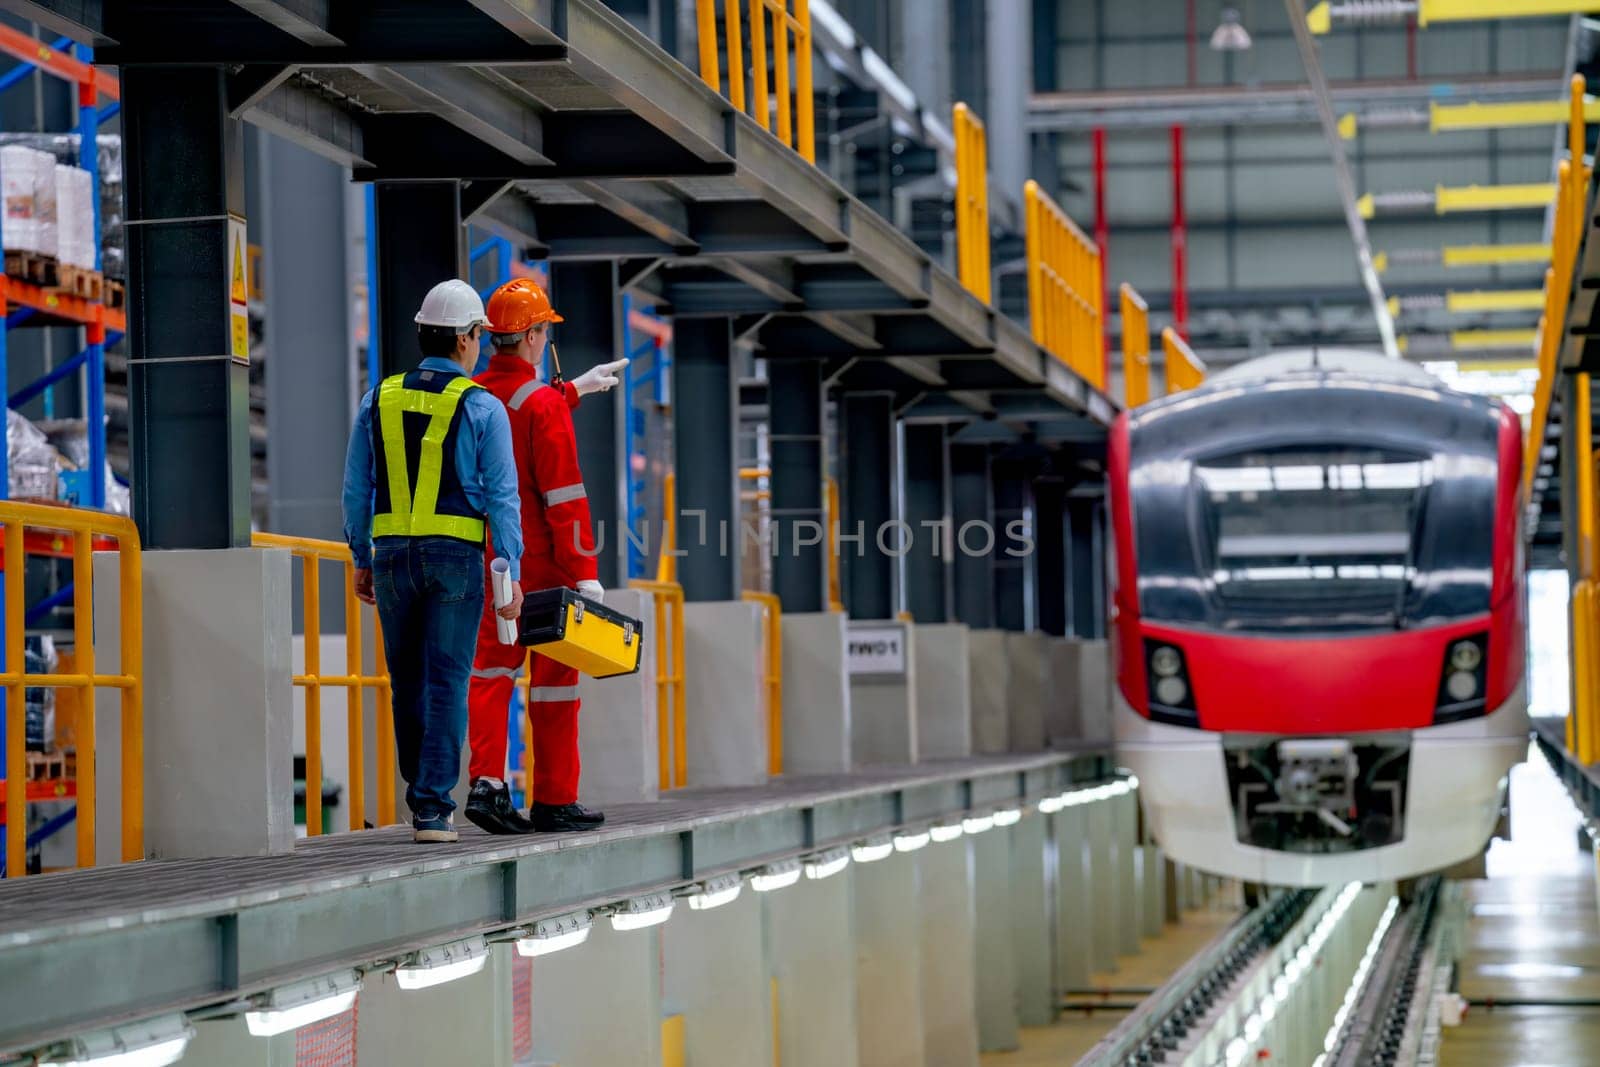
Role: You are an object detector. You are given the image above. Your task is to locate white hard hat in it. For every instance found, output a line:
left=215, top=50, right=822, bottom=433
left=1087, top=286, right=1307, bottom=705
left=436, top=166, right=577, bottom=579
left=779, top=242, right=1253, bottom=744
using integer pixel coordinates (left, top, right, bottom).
left=414, top=279, right=490, bottom=331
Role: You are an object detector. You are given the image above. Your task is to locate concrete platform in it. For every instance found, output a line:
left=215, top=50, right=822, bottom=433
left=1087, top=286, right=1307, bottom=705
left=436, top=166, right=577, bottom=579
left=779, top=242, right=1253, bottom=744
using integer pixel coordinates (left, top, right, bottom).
left=0, top=748, right=1113, bottom=1055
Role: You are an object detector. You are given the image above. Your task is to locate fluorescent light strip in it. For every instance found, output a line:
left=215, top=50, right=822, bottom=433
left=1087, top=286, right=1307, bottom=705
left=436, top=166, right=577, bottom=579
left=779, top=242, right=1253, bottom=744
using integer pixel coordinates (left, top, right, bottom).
left=686, top=875, right=744, bottom=910
left=928, top=822, right=965, bottom=843
left=40, top=1016, right=194, bottom=1067
left=751, top=861, right=802, bottom=893
left=852, top=837, right=893, bottom=863
left=804, top=848, right=851, bottom=879
left=611, top=893, right=675, bottom=931
left=516, top=911, right=593, bottom=956
left=893, top=831, right=931, bottom=853
left=993, top=808, right=1022, bottom=827
left=961, top=814, right=995, bottom=835
left=244, top=971, right=362, bottom=1036
left=395, top=936, right=489, bottom=990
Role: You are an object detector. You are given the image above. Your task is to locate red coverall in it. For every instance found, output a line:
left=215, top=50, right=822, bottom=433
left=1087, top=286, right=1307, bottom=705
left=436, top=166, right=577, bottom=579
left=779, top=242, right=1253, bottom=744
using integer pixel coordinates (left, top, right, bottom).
left=467, top=354, right=596, bottom=804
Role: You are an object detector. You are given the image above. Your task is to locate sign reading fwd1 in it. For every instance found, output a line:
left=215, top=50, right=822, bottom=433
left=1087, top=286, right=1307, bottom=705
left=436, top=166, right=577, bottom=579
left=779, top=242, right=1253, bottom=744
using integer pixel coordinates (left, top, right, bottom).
left=848, top=624, right=906, bottom=677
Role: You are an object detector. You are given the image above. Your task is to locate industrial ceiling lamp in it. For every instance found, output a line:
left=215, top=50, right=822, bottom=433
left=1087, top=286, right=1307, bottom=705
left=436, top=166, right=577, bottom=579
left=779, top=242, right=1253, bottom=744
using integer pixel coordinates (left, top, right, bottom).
left=1210, top=7, right=1253, bottom=51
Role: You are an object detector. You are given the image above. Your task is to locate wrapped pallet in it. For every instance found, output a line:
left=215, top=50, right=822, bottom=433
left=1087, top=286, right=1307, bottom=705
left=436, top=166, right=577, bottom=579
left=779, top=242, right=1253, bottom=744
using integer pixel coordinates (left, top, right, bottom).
left=33, top=147, right=56, bottom=259
left=1, top=144, right=37, bottom=253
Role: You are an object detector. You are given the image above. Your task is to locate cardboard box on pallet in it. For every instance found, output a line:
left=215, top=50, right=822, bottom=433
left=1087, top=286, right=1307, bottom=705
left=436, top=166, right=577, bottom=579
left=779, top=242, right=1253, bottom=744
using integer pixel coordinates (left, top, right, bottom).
left=1, top=144, right=40, bottom=253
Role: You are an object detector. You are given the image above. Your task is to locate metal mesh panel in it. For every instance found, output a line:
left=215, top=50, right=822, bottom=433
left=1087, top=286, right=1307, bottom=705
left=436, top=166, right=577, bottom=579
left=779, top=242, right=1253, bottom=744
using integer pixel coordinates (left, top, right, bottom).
left=295, top=996, right=359, bottom=1067
left=513, top=953, right=534, bottom=1063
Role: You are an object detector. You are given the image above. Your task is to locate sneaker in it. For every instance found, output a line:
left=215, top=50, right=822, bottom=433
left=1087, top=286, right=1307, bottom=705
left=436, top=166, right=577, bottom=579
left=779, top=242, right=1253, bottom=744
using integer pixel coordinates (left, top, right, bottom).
left=530, top=802, right=606, bottom=833
left=464, top=778, right=538, bottom=835
left=413, top=813, right=459, bottom=843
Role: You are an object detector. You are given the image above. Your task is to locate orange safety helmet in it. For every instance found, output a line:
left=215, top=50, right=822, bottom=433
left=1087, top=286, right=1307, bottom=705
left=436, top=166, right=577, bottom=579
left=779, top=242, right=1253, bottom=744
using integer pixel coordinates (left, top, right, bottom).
left=486, top=278, right=563, bottom=341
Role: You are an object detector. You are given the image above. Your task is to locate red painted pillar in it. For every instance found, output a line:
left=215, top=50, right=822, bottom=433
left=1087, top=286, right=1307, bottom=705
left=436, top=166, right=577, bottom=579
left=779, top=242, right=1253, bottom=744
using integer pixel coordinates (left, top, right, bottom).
left=1170, top=124, right=1189, bottom=341
left=1093, top=125, right=1110, bottom=384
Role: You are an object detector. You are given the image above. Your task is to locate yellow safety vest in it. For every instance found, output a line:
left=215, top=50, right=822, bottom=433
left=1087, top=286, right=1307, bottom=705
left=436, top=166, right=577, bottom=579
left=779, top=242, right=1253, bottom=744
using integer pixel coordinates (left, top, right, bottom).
left=370, top=372, right=487, bottom=542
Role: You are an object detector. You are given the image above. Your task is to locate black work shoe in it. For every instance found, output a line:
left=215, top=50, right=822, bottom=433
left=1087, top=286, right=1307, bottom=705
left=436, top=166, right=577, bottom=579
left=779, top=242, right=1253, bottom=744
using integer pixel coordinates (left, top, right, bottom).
left=464, top=778, right=538, bottom=835
left=530, top=802, right=606, bottom=833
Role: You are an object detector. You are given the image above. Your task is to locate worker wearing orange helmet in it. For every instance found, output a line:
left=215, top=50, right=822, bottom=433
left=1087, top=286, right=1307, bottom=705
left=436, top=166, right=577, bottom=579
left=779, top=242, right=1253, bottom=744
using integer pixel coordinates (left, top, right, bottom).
left=464, top=278, right=628, bottom=835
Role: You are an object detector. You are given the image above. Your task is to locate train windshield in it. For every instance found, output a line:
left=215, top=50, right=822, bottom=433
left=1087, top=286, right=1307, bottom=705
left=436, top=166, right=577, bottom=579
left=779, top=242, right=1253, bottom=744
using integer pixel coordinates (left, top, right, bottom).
left=1127, top=382, right=1500, bottom=634
left=1195, top=447, right=1428, bottom=628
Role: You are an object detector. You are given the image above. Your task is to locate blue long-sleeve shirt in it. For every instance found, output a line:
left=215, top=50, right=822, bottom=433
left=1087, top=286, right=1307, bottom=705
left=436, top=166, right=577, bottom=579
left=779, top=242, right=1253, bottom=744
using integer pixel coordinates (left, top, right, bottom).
left=342, top=357, right=524, bottom=579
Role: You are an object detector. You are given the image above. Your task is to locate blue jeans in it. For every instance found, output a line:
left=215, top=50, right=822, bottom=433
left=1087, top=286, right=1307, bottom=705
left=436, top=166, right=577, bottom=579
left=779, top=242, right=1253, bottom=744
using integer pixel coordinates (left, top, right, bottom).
left=372, top=536, right=485, bottom=822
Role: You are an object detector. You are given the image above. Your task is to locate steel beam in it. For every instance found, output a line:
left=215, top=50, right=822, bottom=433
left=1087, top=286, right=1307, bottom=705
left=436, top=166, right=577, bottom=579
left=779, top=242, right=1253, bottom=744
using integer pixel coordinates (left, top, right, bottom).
left=358, top=64, right=550, bottom=166
left=1028, top=73, right=1563, bottom=131
left=226, top=0, right=341, bottom=46
left=246, top=79, right=367, bottom=168
left=672, top=317, right=739, bottom=602
left=122, top=64, right=254, bottom=550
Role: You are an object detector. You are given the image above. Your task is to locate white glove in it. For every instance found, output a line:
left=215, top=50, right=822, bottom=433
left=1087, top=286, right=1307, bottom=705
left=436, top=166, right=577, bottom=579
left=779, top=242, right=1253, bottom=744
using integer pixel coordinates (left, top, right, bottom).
left=571, top=357, right=629, bottom=397
left=576, top=579, right=605, bottom=602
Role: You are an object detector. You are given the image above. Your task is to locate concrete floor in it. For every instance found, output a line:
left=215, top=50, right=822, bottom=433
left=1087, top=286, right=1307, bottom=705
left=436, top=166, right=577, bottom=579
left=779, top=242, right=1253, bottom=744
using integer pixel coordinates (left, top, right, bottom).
left=1441, top=742, right=1600, bottom=1067
left=978, top=886, right=1242, bottom=1065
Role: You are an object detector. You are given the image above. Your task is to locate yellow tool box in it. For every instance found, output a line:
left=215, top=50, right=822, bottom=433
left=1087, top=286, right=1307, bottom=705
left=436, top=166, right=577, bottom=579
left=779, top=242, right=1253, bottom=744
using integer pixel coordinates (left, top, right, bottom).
left=519, top=587, right=643, bottom=678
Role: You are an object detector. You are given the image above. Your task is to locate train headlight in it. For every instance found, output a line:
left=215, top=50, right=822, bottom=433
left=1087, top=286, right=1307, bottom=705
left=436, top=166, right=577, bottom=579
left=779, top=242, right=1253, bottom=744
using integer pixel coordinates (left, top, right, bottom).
left=1434, top=633, right=1488, bottom=724
left=1155, top=676, right=1188, bottom=706
left=1446, top=671, right=1477, bottom=702
left=1144, top=640, right=1198, bottom=726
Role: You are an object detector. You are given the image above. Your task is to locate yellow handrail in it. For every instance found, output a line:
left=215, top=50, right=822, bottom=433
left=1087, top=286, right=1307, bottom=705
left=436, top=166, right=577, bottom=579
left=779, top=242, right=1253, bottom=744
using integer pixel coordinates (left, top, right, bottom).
left=954, top=103, right=992, bottom=304
left=742, top=590, right=782, bottom=775
left=1529, top=75, right=1592, bottom=505
left=1161, top=327, right=1206, bottom=394
left=0, top=502, right=142, bottom=877
left=696, top=0, right=815, bottom=164
left=253, top=533, right=396, bottom=832
left=825, top=476, right=844, bottom=612
left=1120, top=284, right=1152, bottom=408
left=629, top=579, right=688, bottom=789
left=1024, top=179, right=1105, bottom=388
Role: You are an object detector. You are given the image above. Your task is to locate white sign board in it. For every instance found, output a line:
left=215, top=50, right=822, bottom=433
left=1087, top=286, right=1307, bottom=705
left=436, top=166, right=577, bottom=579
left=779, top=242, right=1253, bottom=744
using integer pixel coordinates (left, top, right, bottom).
left=848, top=624, right=906, bottom=677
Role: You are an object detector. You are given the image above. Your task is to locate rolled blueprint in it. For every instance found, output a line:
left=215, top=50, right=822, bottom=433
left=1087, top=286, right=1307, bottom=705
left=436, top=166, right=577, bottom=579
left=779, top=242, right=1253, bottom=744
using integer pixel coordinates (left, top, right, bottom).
left=490, top=557, right=518, bottom=645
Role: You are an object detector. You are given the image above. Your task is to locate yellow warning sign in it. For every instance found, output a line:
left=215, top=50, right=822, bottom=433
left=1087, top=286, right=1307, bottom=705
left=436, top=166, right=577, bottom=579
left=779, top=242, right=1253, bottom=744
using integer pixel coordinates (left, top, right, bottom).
left=227, top=216, right=249, bottom=364
left=231, top=230, right=248, bottom=305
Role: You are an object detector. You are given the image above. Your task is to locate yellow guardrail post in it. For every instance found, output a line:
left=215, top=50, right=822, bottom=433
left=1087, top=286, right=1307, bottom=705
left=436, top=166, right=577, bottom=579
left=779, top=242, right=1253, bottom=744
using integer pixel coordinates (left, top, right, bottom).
left=1161, top=327, right=1207, bottom=394
left=1120, top=284, right=1151, bottom=408
left=696, top=1, right=814, bottom=163
left=1024, top=179, right=1106, bottom=389
left=629, top=578, right=688, bottom=789
left=825, top=476, right=844, bottom=612
left=742, top=590, right=783, bottom=776
left=656, top=470, right=678, bottom=585
left=0, top=503, right=143, bottom=878
left=254, top=533, right=396, bottom=832
left=954, top=103, right=991, bottom=304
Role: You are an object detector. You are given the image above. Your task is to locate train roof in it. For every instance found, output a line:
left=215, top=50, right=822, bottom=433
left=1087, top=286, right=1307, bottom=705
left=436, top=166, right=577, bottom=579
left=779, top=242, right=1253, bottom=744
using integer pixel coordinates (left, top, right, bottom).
left=1206, top=348, right=1442, bottom=389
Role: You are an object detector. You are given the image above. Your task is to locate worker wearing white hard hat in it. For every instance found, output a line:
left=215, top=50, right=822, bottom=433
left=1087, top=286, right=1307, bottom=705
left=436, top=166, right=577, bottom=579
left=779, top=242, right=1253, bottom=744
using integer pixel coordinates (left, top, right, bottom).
left=341, top=278, right=526, bottom=843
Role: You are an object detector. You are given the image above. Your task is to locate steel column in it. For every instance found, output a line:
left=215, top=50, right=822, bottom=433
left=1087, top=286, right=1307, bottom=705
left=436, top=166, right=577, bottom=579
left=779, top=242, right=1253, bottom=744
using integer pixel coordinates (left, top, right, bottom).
left=841, top=392, right=895, bottom=620
left=121, top=65, right=253, bottom=549
left=768, top=359, right=825, bottom=613
left=671, top=317, right=738, bottom=602
left=260, top=133, right=353, bottom=633
left=1066, top=495, right=1104, bottom=639
left=901, top=422, right=950, bottom=624
left=950, top=443, right=993, bottom=629
left=1034, top=476, right=1066, bottom=637
left=1093, top=126, right=1110, bottom=384
left=985, top=0, right=1032, bottom=207
left=992, top=460, right=1031, bottom=632
left=553, top=261, right=627, bottom=590
left=373, top=182, right=464, bottom=379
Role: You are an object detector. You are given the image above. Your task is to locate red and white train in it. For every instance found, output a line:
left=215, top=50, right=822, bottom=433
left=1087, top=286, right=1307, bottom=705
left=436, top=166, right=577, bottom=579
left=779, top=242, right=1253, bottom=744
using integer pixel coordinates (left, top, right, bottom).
left=1109, top=349, right=1528, bottom=887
